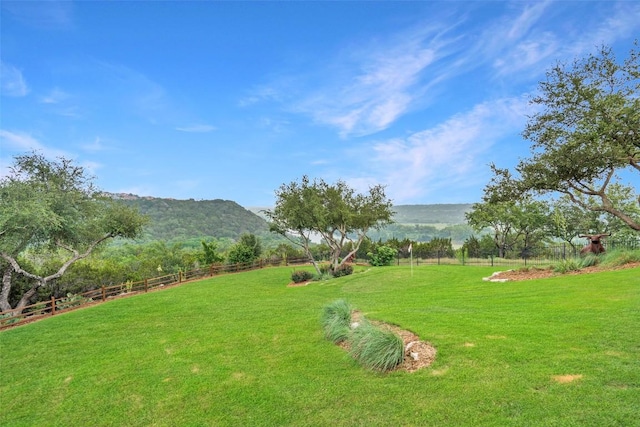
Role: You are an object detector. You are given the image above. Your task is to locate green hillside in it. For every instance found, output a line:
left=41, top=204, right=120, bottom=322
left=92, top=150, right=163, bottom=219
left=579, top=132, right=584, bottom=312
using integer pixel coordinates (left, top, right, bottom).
left=112, top=195, right=473, bottom=244
left=112, top=194, right=270, bottom=242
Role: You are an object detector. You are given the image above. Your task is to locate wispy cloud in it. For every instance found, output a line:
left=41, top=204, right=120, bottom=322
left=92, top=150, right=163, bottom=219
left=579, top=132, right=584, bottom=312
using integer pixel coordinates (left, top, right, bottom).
left=565, top=2, right=640, bottom=57
left=348, top=97, right=531, bottom=203
left=0, top=62, right=29, bottom=97
left=244, top=20, right=463, bottom=139
left=483, top=1, right=640, bottom=78
left=1, top=0, right=73, bottom=29
left=294, top=25, right=459, bottom=137
left=80, top=137, right=108, bottom=152
left=40, top=87, right=70, bottom=104
left=94, top=61, right=169, bottom=123
left=175, top=124, right=216, bottom=133
left=0, top=129, right=68, bottom=159
left=80, top=160, right=103, bottom=176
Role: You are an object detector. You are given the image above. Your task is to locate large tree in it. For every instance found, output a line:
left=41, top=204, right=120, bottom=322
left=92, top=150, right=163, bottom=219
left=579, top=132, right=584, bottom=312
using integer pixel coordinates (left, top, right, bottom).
left=466, top=196, right=548, bottom=258
left=516, top=43, right=639, bottom=232
left=0, top=153, right=147, bottom=314
left=264, top=176, right=394, bottom=274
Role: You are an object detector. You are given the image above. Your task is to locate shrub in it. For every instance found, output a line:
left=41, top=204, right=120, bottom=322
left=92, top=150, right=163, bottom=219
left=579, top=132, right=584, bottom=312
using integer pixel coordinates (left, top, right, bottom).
left=368, top=245, right=398, bottom=266
left=578, top=254, right=600, bottom=268
left=55, top=293, right=93, bottom=310
left=321, top=299, right=352, bottom=344
left=553, top=259, right=580, bottom=273
left=349, top=319, right=404, bottom=372
left=0, top=312, right=20, bottom=326
left=332, top=264, right=353, bottom=278
left=601, top=249, right=640, bottom=267
left=291, top=270, right=314, bottom=283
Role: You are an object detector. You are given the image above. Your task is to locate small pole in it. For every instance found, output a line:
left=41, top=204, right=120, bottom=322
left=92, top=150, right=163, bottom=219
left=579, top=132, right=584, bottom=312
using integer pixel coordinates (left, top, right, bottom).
left=144, top=278, right=148, bottom=292
left=409, top=243, right=413, bottom=278
left=51, top=297, right=56, bottom=315
left=102, top=286, right=106, bottom=301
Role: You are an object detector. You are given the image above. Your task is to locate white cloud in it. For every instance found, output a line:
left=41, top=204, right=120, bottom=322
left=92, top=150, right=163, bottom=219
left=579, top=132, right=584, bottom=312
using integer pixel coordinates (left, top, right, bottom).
left=94, top=61, right=169, bottom=122
left=247, top=20, right=463, bottom=139
left=175, top=124, right=216, bottom=133
left=351, top=97, right=531, bottom=203
left=40, top=87, right=70, bottom=104
left=80, top=160, right=102, bottom=175
left=0, top=129, right=45, bottom=152
left=0, top=129, right=68, bottom=159
left=295, top=30, right=447, bottom=137
left=1, top=0, right=73, bottom=29
left=0, top=62, right=29, bottom=97
left=565, top=2, right=640, bottom=57
left=81, top=137, right=108, bottom=152
left=485, top=1, right=640, bottom=78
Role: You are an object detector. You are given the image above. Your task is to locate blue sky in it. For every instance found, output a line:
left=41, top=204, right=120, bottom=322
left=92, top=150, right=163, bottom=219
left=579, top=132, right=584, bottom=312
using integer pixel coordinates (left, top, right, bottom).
left=1, top=1, right=639, bottom=208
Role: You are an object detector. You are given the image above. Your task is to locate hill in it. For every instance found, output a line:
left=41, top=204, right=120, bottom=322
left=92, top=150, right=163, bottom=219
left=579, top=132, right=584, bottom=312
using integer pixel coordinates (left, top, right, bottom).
left=112, top=195, right=474, bottom=244
left=111, top=193, right=271, bottom=242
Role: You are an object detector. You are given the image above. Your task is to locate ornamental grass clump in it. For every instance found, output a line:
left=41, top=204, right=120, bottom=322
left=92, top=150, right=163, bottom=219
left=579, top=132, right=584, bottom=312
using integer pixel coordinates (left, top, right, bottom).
left=321, top=299, right=352, bottom=344
left=348, top=318, right=404, bottom=372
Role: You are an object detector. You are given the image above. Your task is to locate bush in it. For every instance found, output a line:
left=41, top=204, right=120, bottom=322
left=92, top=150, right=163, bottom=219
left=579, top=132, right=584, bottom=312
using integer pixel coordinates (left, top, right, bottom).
left=553, top=259, right=580, bottom=273
left=349, top=319, right=404, bottom=372
left=578, top=254, right=600, bottom=268
left=291, top=270, right=314, bottom=283
left=368, top=245, right=398, bottom=266
left=601, top=249, right=640, bottom=267
left=332, top=264, right=353, bottom=278
left=55, top=293, right=93, bottom=310
left=321, top=299, right=352, bottom=344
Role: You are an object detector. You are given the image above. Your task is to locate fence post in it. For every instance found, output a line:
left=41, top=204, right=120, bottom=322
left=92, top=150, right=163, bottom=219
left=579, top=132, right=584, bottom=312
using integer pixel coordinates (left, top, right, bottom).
left=102, top=286, right=106, bottom=301
left=51, top=296, right=56, bottom=315
left=144, top=278, right=148, bottom=292
left=179, top=271, right=183, bottom=283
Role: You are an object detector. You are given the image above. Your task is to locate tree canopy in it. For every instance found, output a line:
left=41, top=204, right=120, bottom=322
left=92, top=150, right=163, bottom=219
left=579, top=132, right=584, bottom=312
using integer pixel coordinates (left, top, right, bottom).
left=264, top=176, right=394, bottom=274
left=0, top=153, right=147, bottom=313
left=512, top=43, right=640, bottom=232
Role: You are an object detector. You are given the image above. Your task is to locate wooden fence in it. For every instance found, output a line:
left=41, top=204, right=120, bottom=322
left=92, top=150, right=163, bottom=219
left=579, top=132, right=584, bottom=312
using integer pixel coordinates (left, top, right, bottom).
left=0, top=256, right=311, bottom=330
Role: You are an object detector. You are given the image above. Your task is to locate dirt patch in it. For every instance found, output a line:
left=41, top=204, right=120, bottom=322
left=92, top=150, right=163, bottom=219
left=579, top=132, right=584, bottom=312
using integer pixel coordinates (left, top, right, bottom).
left=552, top=374, right=583, bottom=384
left=287, top=280, right=312, bottom=287
left=337, top=311, right=437, bottom=373
left=486, top=261, right=640, bottom=282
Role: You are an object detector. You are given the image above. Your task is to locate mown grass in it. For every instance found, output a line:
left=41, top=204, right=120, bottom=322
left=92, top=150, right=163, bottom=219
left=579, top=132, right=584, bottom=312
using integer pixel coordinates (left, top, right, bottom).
left=1, top=264, right=639, bottom=426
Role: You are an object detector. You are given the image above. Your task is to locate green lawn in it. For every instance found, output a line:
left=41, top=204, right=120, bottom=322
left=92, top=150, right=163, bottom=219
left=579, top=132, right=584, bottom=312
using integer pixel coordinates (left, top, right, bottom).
left=1, top=265, right=639, bottom=426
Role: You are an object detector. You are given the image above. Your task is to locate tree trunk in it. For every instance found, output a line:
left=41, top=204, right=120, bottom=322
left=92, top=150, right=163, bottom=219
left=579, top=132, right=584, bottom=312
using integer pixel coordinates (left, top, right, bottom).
left=0, top=265, right=14, bottom=313
left=13, top=283, right=39, bottom=315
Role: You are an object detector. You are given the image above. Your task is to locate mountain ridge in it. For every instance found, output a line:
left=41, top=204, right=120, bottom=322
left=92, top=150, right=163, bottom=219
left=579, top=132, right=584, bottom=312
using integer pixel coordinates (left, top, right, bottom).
left=108, top=193, right=473, bottom=243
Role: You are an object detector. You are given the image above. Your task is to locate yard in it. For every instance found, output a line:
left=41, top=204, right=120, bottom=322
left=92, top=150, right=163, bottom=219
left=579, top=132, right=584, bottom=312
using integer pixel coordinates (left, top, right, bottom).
left=1, top=264, right=638, bottom=426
